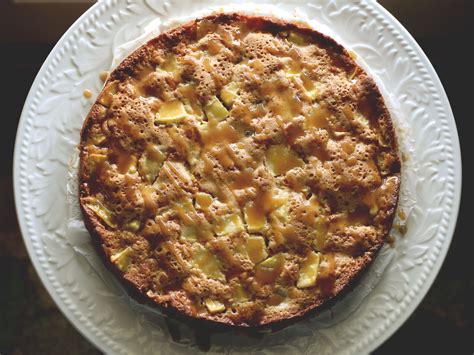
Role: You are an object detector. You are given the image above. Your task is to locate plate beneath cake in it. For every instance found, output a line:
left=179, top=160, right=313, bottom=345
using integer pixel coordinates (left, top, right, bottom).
left=14, top=1, right=461, bottom=354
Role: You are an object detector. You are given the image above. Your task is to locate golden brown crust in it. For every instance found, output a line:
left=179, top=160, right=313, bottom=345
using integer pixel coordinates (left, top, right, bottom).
left=78, top=13, right=400, bottom=327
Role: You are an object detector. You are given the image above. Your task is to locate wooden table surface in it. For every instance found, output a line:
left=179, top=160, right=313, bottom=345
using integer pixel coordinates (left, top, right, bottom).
left=0, top=1, right=471, bottom=354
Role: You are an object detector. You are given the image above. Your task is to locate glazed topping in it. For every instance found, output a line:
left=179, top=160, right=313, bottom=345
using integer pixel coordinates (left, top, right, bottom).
left=80, top=15, right=400, bottom=326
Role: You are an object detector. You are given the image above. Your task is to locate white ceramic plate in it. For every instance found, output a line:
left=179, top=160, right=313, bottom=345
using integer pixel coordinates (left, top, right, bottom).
left=14, top=0, right=461, bottom=354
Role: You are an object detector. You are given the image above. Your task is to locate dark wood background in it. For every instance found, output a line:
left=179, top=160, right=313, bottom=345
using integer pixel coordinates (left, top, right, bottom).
left=0, top=1, right=472, bottom=353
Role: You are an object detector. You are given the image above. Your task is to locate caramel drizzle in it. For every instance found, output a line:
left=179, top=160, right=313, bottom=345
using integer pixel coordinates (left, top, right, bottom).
left=211, top=146, right=234, bottom=169
left=88, top=22, right=400, bottom=307
left=328, top=206, right=372, bottom=233
left=225, top=145, right=245, bottom=169
left=162, top=162, right=184, bottom=193
left=229, top=170, right=255, bottom=190
left=168, top=126, right=189, bottom=157
left=141, top=185, right=158, bottom=215
left=198, top=121, right=245, bottom=206
left=167, top=161, right=191, bottom=184
left=173, top=201, right=196, bottom=225
left=156, top=215, right=171, bottom=236
left=200, top=121, right=242, bottom=151
left=260, top=81, right=302, bottom=122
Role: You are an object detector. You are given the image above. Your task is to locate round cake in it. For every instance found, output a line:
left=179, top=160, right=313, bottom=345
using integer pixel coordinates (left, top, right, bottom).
left=79, top=13, right=400, bottom=327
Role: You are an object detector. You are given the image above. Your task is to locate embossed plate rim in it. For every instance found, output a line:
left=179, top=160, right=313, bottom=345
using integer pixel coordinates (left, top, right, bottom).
left=359, top=3, right=462, bottom=353
left=13, top=2, right=116, bottom=351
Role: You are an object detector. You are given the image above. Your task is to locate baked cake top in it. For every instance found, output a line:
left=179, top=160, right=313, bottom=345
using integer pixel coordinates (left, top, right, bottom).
left=79, top=13, right=400, bottom=327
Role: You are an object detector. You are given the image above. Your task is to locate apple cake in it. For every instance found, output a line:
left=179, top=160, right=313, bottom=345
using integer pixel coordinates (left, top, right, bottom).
left=79, top=13, right=400, bottom=327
